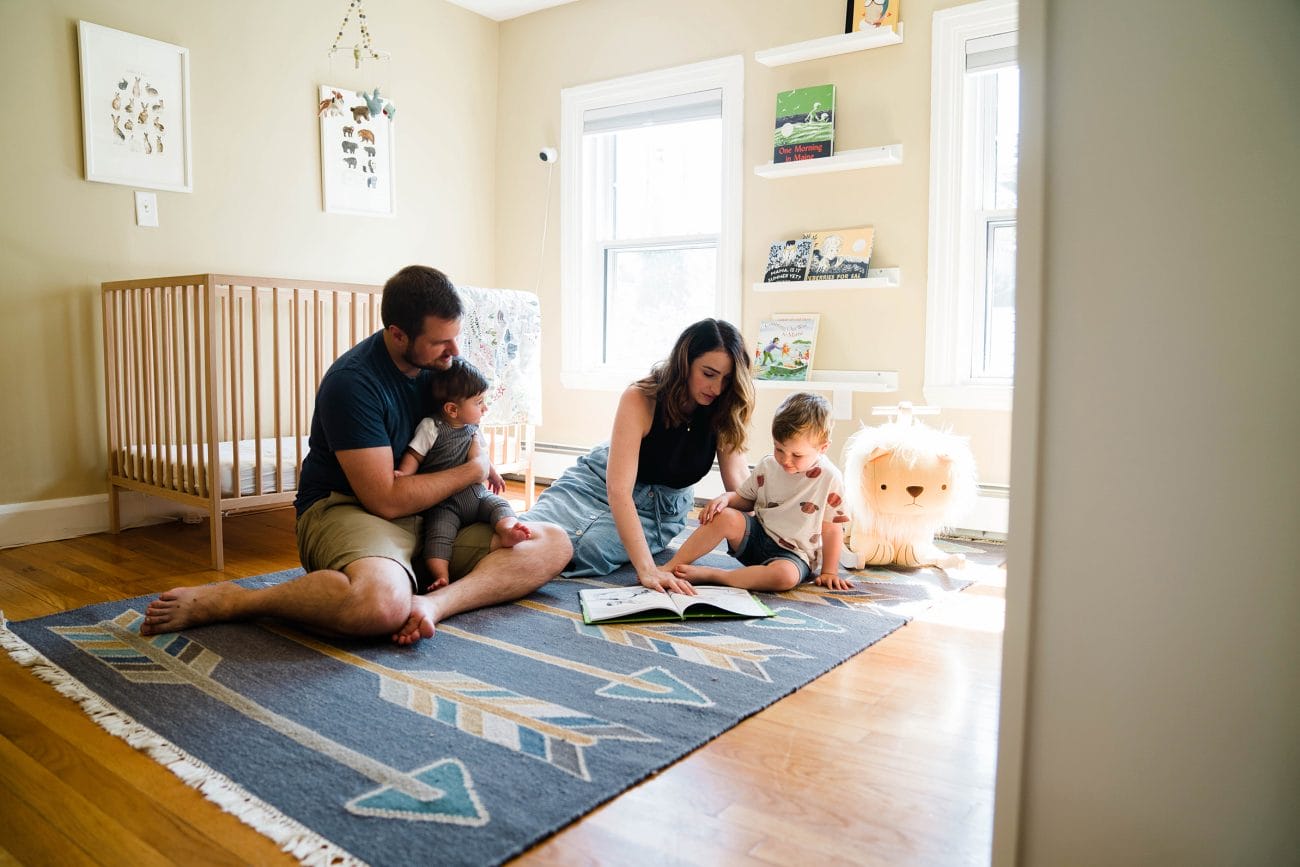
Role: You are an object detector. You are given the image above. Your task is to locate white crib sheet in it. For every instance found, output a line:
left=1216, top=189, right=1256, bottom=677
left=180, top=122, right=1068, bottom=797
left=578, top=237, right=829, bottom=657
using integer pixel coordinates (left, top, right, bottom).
left=124, top=437, right=310, bottom=498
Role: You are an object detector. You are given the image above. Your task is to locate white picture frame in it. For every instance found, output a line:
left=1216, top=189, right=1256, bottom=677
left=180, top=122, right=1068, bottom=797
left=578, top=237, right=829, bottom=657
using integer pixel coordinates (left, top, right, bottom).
left=319, top=85, right=396, bottom=217
left=77, top=21, right=193, bottom=193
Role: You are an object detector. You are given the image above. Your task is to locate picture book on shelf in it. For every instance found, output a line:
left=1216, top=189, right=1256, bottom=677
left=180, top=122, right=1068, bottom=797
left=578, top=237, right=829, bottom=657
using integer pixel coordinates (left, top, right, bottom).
left=806, top=226, right=874, bottom=280
left=845, top=0, right=900, bottom=33
left=773, top=84, right=836, bottom=163
left=753, top=314, right=820, bottom=382
left=762, top=237, right=814, bottom=282
left=579, top=585, right=775, bottom=625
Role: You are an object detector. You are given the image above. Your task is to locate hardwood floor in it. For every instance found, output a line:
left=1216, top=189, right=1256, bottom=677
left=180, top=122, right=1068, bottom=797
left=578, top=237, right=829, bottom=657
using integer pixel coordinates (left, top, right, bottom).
left=0, top=488, right=1004, bottom=866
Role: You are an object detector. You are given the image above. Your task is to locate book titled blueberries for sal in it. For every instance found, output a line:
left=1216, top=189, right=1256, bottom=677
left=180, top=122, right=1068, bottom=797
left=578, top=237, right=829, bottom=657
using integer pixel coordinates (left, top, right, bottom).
left=773, top=84, right=836, bottom=163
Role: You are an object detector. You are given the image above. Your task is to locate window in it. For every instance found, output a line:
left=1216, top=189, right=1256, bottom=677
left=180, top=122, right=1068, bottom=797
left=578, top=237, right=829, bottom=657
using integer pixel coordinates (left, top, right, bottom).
left=926, top=0, right=1018, bottom=410
left=560, top=57, right=743, bottom=390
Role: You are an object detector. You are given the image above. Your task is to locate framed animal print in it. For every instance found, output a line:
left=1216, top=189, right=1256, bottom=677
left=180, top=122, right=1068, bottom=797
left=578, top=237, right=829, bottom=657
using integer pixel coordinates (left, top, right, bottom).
left=319, top=84, right=396, bottom=217
left=77, top=21, right=193, bottom=192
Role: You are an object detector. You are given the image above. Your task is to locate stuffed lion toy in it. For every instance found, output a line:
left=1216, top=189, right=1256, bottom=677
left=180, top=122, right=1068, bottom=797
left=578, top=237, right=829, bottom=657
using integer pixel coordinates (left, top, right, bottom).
left=840, top=404, right=977, bottom=570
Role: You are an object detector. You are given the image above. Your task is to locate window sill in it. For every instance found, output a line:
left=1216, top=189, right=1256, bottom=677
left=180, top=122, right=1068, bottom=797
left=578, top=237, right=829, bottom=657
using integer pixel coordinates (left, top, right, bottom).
left=922, top=384, right=1013, bottom=412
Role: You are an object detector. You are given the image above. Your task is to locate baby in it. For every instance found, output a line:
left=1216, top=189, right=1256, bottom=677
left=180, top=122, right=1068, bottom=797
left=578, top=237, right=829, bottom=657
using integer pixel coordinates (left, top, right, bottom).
left=664, top=391, right=853, bottom=592
left=397, top=357, right=531, bottom=588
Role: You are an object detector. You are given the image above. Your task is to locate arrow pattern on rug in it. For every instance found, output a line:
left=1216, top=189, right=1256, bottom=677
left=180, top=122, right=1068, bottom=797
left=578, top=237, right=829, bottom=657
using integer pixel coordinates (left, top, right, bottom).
left=346, top=758, right=488, bottom=825
left=775, top=582, right=931, bottom=609
left=748, top=607, right=848, bottom=632
left=437, top=622, right=713, bottom=706
left=273, top=627, right=654, bottom=781
left=516, top=599, right=811, bottom=683
left=50, top=611, right=477, bottom=820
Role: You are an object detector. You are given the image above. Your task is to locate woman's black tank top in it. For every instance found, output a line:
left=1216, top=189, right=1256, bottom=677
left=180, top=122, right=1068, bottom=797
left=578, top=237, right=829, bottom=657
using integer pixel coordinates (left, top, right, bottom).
left=636, top=400, right=719, bottom=489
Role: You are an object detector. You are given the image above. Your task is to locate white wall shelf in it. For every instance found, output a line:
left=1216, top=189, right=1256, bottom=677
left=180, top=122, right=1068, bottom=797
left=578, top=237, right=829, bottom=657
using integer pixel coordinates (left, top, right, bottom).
left=754, top=144, right=903, bottom=178
left=753, top=268, right=901, bottom=292
left=755, top=26, right=904, bottom=67
left=755, top=370, right=898, bottom=419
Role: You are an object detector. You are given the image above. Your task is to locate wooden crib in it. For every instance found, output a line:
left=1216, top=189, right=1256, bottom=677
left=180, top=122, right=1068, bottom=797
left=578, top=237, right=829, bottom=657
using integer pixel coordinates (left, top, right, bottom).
left=102, top=274, right=537, bottom=570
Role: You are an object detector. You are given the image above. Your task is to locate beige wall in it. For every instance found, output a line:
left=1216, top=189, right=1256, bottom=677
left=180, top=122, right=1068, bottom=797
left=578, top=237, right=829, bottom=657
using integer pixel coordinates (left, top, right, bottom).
left=0, top=0, right=1012, bottom=513
left=997, top=0, right=1300, bottom=862
left=0, top=0, right=499, bottom=505
left=494, top=0, right=1011, bottom=482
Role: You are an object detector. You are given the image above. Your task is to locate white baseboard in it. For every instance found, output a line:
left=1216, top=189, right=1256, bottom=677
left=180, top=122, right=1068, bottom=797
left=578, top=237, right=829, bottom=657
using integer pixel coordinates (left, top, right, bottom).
left=526, top=442, right=1010, bottom=539
left=0, top=492, right=206, bottom=550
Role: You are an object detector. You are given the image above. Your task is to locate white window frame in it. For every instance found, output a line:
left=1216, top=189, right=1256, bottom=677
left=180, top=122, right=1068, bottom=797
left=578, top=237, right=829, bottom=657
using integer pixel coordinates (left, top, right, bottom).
left=559, top=56, right=744, bottom=391
left=925, top=0, right=1018, bottom=411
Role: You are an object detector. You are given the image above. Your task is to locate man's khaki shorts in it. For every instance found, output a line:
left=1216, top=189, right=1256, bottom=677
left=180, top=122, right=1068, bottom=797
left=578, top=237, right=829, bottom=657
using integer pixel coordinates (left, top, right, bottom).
left=296, top=492, right=494, bottom=593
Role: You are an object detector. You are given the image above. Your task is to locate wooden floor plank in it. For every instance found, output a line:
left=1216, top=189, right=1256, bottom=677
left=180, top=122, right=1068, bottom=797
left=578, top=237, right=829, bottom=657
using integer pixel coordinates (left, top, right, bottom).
left=0, top=496, right=1005, bottom=866
left=0, top=687, right=286, bottom=866
left=0, top=735, right=176, bottom=867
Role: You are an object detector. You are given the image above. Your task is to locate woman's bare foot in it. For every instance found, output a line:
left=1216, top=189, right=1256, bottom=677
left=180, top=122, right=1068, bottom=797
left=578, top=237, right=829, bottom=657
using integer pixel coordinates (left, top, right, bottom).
left=671, top=563, right=728, bottom=583
left=140, top=583, right=244, bottom=635
left=393, top=594, right=440, bottom=646
left=494, top=517, right=532, bottom=549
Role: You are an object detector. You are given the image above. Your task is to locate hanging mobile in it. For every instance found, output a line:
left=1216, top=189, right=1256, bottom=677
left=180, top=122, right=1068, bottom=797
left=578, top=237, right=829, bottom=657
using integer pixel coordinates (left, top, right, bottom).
left=328, top=0, right=390, bottom=68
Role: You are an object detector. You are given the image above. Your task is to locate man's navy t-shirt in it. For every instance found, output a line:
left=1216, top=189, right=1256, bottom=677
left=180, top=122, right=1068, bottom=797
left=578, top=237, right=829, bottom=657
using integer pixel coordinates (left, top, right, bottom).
left=294, top=331, right=432, bottom=515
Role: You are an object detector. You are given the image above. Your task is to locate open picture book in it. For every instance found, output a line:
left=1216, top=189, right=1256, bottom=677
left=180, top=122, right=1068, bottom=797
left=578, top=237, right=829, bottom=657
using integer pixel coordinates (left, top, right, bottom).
left=579, top=585, right=776, bottom=625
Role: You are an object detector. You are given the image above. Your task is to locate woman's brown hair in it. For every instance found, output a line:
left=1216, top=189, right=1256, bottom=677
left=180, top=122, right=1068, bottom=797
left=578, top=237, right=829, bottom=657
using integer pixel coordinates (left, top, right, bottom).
left=633, top=319, right=754, bottom=454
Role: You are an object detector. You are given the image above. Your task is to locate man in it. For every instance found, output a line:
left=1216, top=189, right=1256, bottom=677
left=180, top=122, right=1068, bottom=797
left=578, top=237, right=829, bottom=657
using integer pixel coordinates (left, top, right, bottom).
left=141, top=265, right=571, bottom=644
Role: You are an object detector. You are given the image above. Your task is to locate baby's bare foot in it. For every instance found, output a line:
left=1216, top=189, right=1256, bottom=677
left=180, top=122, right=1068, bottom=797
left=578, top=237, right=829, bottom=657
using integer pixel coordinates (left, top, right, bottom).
left=494, top=517, right=532, bottom=549
left=425, top=558, right=450, bottom=590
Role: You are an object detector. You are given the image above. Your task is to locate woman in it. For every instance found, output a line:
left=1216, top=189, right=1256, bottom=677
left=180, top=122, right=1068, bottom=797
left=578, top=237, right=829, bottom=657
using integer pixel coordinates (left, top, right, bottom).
left=524, top=319, right=754, bottom=594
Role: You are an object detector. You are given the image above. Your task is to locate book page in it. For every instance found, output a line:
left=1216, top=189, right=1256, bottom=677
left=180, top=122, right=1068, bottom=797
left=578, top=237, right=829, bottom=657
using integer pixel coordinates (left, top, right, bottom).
left=579, top=587, right=683, bottom=622
left=670, top=586, right=771, bottom=618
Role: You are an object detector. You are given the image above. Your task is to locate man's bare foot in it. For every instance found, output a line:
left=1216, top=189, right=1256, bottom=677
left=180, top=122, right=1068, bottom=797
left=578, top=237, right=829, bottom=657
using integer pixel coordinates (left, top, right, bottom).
left=424, top=557, right=451, bottom=590
left=494, top=517, right=532, bottom=549
left=671, top=564, right=728, bottom=583
left=393, top=594, right=439, bottom=646
left=140, top=584, right=243, bottom=635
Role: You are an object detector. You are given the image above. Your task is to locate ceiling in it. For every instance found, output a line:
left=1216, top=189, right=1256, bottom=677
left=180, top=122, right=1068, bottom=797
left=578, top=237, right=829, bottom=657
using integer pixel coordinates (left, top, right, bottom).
left=442, top=0, right=580, bottom=21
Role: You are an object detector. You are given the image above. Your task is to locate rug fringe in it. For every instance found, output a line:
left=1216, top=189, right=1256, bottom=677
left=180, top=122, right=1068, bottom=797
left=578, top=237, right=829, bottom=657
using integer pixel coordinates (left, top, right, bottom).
left=0, top=611, right=367, bottom=867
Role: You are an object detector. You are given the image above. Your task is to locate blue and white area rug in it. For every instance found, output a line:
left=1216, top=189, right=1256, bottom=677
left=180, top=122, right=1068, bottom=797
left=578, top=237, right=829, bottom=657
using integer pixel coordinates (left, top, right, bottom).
left=0, top=540, right=1000, bottom=866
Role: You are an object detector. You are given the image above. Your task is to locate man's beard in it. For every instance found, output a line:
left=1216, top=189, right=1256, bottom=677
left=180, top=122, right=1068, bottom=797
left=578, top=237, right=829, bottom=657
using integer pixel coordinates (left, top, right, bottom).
left=404, top=348, right=453, bottom=371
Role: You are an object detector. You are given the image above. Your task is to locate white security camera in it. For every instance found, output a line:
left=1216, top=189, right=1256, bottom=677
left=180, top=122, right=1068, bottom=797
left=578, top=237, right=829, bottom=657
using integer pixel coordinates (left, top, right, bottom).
left=539, top=147, right=558, bottom=163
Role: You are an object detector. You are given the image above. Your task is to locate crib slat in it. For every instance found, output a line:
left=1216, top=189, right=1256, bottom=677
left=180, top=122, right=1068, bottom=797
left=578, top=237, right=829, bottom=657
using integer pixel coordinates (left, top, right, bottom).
left=196, top=282, right=211, bottom=499
left=133, top=287, right=144, bottom=484
left=314, top=291, right=324, bottom=392
left=251, top=287, right=264, bottom=496
left=333, top=290, right=341, bottom=363
left=202, top=279, right=220, bottom=502
left=272, top=286, right=283, bottom=492
left=162, top=285, right=176, bottom=491
left=293, top=287, right=303, bottom=478
left=147, top=286, right=162, bottom=488
left=180, top=284, right=195, bottom=493
left=102, top=288, right=121, bottom=532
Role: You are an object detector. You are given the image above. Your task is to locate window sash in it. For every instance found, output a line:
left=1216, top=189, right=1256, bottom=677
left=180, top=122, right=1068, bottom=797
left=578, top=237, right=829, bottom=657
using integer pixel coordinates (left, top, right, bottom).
left=559, top=56, right=743, bottom=390
left=972, top=213, right=1016, bottom=382
left=924, top=0, right=1018, bottom=411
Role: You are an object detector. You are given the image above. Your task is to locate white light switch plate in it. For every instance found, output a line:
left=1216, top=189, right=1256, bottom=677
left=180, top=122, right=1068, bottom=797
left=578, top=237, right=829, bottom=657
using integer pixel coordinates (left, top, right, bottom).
left=134, top=191, right=159, bottom=227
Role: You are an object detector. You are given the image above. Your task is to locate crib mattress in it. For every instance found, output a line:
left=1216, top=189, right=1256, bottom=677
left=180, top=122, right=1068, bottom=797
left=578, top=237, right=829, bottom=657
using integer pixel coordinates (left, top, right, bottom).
left=121, top=437, right=310, bottom=498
